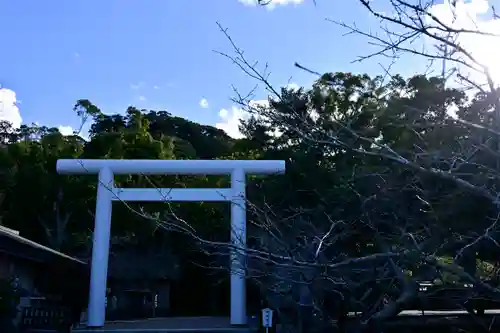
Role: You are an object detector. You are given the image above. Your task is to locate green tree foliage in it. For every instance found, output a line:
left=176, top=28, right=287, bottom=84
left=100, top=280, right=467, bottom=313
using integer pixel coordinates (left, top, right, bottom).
left=1, top=72, right=499, bottom=327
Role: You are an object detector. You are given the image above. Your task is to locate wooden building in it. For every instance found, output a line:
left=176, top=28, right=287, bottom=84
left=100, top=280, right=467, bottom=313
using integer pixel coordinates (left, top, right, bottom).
left=0, top=225, right=88, bottom=330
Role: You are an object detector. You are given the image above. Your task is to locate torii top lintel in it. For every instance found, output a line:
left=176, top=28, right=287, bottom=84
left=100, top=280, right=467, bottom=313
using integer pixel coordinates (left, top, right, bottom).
left=56, top=159, right=286, bottom=176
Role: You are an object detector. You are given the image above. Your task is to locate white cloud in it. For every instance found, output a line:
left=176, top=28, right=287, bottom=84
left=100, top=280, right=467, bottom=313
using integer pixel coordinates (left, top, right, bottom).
left=138, top=95, right=147, bottom=101
left=249, top=99, right=270, bottom=108
left=428, top=0, right=500, bottom=84
left=0, top=88, right=22, bottom=128
left=58, top=125, right=74, bottom=136
left=284, top=82, right=300, bottom=91
left=215, top=84, right=302, bottom=138
left=130, top=82, right=145, bottom=90
left=238, top=0, right=304, bottom=10
left=153, top=85, right=160, bottom=90
left=216, top=99, right=270, bottom=138
left=216, top=106, right=247, bottom=138
left=199, top=98, right=209, bottom=109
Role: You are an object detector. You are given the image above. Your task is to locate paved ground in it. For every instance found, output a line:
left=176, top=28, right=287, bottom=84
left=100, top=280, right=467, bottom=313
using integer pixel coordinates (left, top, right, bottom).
left=73, top=311, right=500, bottom=332
left=75, top=316, right=259, bottom=332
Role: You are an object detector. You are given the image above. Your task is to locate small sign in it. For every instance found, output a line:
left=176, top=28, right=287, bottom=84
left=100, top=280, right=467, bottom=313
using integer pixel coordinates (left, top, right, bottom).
left=261, top=307, right=274, bottom=328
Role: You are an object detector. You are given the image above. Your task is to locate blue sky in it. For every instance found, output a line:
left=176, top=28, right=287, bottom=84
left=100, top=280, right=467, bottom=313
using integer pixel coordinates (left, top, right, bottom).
left=0, top=0, right=497, bottom=138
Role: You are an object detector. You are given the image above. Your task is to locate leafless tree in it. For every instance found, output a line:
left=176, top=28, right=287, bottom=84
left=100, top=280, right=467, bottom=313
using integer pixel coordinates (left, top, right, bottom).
left=86, top=2, right=500, bottom=332
left=205, top=2, right=500, bottom=330
left=89, top=153, right=498, bottom=333
left=332, top=0, right=500, bottom=113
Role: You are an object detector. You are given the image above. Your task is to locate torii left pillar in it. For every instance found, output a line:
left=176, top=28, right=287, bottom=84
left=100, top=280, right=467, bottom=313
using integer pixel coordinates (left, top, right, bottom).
left=56, top=159, right=286, bottom=328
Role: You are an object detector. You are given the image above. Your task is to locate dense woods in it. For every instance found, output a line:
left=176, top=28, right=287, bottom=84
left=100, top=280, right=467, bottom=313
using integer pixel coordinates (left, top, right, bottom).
left=2, top=1, right=500, bottom=331
left=2, top=71, right=500, bottom=331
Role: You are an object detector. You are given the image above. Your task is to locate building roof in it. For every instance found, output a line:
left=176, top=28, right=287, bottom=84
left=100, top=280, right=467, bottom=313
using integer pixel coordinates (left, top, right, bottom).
left=0, top=225, right=86, bottom=265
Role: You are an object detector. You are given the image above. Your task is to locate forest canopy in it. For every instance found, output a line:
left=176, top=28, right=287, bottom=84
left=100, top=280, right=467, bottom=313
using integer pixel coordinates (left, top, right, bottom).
left=1, top=71, right=500, bottom=329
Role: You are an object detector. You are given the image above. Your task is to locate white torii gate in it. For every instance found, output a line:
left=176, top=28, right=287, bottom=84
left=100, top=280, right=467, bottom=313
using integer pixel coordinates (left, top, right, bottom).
left=56, top=159, right=286, bottom=328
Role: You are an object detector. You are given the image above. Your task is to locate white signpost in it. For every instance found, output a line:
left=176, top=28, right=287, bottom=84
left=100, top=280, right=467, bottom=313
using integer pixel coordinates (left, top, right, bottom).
left=261, top=307, right=274, bottom=333
left=56, top=159, right=286, bottom=328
